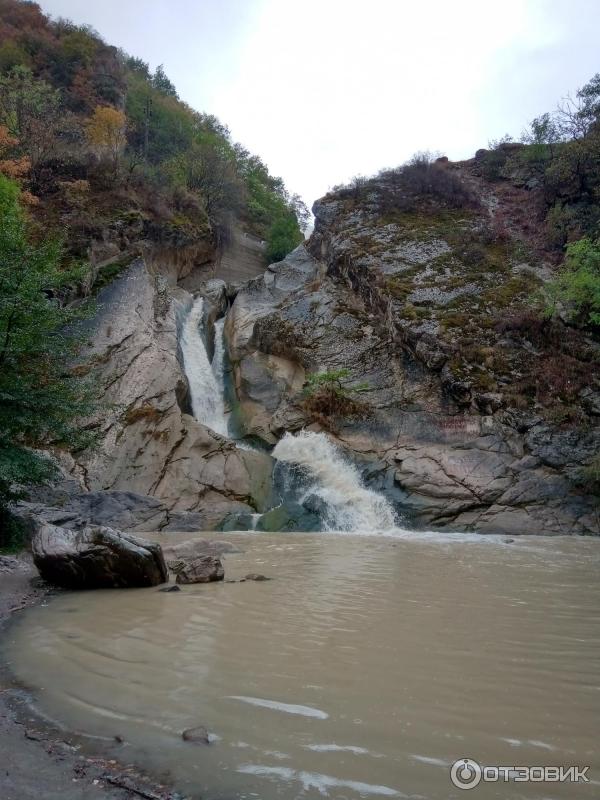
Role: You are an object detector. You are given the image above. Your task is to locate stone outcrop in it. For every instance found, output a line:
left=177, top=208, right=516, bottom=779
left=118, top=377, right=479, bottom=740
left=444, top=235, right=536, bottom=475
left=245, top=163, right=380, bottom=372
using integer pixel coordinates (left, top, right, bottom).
left=221, top=172, right=599, bottom=536
left=32, top=259, right=273, bottom=532
left=32, top=523, right=168, bottom=588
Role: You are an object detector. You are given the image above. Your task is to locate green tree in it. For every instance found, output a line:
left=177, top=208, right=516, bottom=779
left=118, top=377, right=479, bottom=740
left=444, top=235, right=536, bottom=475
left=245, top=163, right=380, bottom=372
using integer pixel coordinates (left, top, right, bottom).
left=0, top=175, right=94, bottom=547
left=266, top=214, right=303, bottom=263
left=547, top=237, right=600, bottom=326
left=151, top=64, right=178, bottom=98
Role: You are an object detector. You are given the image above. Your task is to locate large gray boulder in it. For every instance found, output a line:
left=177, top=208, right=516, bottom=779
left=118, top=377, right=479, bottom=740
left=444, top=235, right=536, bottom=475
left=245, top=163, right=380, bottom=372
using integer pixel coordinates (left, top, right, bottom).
left=32, top=523, right=168, bottom=589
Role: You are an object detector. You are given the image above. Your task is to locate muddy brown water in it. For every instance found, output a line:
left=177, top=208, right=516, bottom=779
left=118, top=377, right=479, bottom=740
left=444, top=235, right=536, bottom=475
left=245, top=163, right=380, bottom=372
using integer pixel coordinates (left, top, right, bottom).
left=4, top=531, right=600, bottom=799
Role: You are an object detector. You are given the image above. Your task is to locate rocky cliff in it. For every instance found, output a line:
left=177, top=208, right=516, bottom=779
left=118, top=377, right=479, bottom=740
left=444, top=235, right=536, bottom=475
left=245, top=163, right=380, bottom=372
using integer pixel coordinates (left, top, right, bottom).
left=22, top=159, right=600, bottom=537
left=22, top=259, right=273, bottom=533
left=224, top=161, right=600, bottom=536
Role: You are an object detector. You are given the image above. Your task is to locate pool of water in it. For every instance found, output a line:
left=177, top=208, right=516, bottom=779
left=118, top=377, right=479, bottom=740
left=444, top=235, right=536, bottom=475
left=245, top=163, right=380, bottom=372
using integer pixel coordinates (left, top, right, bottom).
left=4, top=531, right=600, bottom=799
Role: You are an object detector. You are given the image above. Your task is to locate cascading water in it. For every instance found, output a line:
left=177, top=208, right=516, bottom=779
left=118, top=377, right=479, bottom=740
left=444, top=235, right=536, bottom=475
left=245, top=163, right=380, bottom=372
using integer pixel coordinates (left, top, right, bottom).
left=180, top=297, right=229, bottom=437
left=212, top=317, right=227, bottom=401
left=272, top=431, right=397, bottom=532
left=180, top=300, right=396, bottom=532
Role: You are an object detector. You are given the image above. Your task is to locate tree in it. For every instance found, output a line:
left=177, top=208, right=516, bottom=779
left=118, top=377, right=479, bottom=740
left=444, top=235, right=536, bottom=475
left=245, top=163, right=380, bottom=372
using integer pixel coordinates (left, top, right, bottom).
left=266, top=214, right=303, bottom=263
left=152, top=64, right=178, bottom=98
left=0, top=66, right=61, bottom=179
left=166, top=135, right=244, bottom=221
left=0, top=175, right=94, bottom=547
left=85, top=104, right=126, bottom=173
left=556, top=73, right=600, bottom=140
left=0, top=123, right=30, bottom=180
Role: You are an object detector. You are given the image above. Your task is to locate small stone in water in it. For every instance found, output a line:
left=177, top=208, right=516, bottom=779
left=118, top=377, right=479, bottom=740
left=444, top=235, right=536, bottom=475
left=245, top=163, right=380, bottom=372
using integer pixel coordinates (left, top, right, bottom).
left=158, top=585, right=181, bottom=592
left=244, top=573, right=270, bottom=581
left=182, top=726, right=210, bottom=744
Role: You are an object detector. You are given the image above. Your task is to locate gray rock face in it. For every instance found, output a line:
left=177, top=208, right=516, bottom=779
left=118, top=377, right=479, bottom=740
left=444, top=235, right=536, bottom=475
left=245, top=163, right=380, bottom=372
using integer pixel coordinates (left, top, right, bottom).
left=39, top=260, right=273, bottom=531
left=218, top=187, right=599, bottom=536
left=32, top=523, right=168, bottom=588
left=175, top=555, right=224, bottom=584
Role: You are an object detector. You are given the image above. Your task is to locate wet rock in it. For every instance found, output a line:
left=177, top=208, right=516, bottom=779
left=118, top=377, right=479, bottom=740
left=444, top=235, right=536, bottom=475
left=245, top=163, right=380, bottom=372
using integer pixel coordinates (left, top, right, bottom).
left=255, top=502, right=321, bottom=532
left=182, top=725, right=210, bottom=744
left=175, top=555, right=224, bottom=584
left=162, top=538, right=240, bottom=573
left=158, top=585, right=181, bottom=592
left=31, top=522, right=168, bottom=589
left=244, top=573, right=270, bottom=581
left=503, top=538, right=515, bottom=543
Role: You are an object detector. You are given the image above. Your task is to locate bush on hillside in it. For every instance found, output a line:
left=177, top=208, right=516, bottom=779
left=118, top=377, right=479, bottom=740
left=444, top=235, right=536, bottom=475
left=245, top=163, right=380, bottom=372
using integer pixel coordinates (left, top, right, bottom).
left=546, top=237, right=600, bottom=326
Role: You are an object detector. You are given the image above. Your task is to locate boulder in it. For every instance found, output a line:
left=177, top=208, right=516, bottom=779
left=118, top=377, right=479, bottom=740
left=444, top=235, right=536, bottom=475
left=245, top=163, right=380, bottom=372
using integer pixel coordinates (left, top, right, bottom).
left=175, top=555, right=224, bottom=584
left=31, top=523, right=168, bottom=589
left=162, top=537, right=240, bottom=572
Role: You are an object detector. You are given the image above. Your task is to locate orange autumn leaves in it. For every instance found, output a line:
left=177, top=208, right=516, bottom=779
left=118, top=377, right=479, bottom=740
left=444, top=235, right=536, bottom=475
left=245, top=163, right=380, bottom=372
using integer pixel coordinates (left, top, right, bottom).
left=0, top=124, right=36, bottom=205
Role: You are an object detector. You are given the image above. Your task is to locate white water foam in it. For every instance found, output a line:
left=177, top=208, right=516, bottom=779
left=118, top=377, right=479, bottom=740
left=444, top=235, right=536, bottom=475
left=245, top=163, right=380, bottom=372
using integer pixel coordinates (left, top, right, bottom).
left=237, top=765, right=400, bottom=797
left=180, top=297, right=228, bottom=436
left=227, top=696, right=329, bottom=719
left=272, top=431, right=397, bottom=532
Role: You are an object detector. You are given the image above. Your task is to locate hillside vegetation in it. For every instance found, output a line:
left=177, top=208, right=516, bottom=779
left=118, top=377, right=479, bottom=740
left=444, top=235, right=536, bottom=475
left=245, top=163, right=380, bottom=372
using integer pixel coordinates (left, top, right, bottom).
left=0, top=0, right=306, bottom=265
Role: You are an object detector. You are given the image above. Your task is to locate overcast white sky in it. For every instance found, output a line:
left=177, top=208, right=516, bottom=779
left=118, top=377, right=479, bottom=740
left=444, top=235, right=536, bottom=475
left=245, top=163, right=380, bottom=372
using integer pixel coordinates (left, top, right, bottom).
left=38, top=0, right=600, bottom=208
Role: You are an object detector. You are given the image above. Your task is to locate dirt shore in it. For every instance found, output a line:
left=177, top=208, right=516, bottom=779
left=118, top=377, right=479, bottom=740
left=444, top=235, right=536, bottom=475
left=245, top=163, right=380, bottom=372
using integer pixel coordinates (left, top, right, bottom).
left=0, top=553, right=187, bottom=800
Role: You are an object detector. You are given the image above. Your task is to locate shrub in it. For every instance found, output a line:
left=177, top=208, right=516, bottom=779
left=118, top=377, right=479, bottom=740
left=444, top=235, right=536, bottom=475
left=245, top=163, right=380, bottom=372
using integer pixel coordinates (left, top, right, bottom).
left=579, top=454, right=600, bottom=495
left=302, top=369, right=371, bottom=428
left=547, top=237, right=600, bottom=326
left=375, top=155, right=478, bottom=215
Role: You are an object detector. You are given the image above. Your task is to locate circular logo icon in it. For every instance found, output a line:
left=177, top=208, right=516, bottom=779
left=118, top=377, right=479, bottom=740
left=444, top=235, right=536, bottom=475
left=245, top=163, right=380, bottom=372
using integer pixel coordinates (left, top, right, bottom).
left=450, top=758, right=482, bottom=790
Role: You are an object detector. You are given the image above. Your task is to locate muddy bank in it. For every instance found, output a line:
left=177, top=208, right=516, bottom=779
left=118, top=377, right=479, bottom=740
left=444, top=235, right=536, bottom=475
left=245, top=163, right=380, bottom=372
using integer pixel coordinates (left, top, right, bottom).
left=0, top=553, right=186, bottom=800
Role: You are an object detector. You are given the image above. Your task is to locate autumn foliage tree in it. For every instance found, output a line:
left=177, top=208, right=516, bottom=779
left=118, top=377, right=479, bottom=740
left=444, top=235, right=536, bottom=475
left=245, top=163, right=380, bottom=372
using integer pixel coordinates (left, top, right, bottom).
left=85, top=105, right=126, bottom=175
left=0, top=66, right=61, bottom=181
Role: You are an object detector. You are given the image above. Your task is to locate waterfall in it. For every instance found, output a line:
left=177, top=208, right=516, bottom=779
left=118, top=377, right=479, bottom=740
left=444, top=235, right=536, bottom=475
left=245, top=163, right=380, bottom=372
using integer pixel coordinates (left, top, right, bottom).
left=212, top=317, right=227, bottom=401
left=272, top=431, right=397, bottom=532
left=180, top=297, right=229, bottom=437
